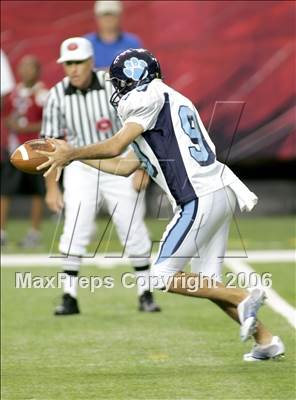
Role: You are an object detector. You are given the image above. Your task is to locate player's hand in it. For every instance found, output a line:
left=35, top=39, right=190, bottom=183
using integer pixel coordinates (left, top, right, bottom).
left=36, top=139, right=73, bottom=181
left=132, top=169, right=150, bottom=192
left=45, top=186, right=64, bottom=213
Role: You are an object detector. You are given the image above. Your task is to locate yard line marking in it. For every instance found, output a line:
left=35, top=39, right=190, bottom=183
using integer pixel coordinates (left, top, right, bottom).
left=225, top=258, right=296, bottom=329
left=1, top=250, right=295, bottom=267
left=224, top=250, right=295, bottom=263
left=0, top=254, right=122, bottom=268
left=2, top=251, right=295, bottom=328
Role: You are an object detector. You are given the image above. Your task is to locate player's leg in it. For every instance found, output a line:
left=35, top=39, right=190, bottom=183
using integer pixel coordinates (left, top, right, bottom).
left=190, top=188, right=233, bottom=281
left=189, top=187, right=276, bottom=350
left=211, top=299, right=272, bottom=343
left=0, top=195, right=10, bottom=245
left=169, top=272, right=271, bottom=342
left=19, top=173, right=44, bottom=248
left=0, top=157, right=22, bottom=245
left=150, top=188, right=228, bottom=290
left=55, top=162, right=101, bottom=315
left=211, top=297, right=284, bottom=360
left=101, top=172, right=160, bottom=312
left=150, top=189, right=276, bottom=347
left=165, top=190, right=272, bottom=344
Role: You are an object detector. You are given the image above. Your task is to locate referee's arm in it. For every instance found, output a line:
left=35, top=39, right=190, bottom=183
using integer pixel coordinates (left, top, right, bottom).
left=40, top=87, right=65, bottom=213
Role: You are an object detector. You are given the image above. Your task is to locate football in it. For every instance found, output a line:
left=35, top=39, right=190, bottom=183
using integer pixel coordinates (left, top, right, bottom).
left=10, top=139, right=55, bottom=174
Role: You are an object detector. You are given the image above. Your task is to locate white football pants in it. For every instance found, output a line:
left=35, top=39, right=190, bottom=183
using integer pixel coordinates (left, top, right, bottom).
left=59, top=162, right=151, bottom=270
left=150, top=186, right=237, bottom=288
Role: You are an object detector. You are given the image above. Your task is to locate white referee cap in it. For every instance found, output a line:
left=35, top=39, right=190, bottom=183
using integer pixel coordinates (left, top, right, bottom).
left=57, top=37, right=93, bottom=64
left=94, top=1, right=122, bottom=16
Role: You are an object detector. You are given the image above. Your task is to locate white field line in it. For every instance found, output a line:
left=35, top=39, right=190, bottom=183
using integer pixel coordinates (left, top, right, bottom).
left=225, top=258, right=296, bottom=329
left=1, top=254, right=122, bottom=268
left=1, top=250, right=295, bottom=268
left=224, top=250, right=295, bottom=263
left=2, top=250, right=295, bottom=328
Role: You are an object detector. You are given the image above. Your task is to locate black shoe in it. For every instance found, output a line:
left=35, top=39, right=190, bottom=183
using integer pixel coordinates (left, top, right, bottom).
left=54, top=293, right=80, bottom=315
left=139, top=291, right=161, bottom=312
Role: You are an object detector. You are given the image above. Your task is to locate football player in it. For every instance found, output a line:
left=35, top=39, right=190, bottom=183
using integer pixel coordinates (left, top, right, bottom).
left=37, top=49, right=284, bottom=361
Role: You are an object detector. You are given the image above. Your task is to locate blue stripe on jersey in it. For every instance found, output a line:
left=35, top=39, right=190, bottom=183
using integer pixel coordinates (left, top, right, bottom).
left=155, top=199, right=198, bottom=265
left=142, top=93, right=196, bottom=205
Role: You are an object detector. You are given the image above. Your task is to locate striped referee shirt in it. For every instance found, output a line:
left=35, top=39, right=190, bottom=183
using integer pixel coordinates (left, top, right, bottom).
left=40, top=70, right=121, bottom=147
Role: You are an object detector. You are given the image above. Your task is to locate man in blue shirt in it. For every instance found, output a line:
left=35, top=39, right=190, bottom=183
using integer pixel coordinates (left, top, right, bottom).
left=85, top=1, right=142, bottom=69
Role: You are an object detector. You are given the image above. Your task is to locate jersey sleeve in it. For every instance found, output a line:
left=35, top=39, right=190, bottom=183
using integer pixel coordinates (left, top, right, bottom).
left=0, top=50, right=15, bottom=96
left=40, top=86, right=64, bottom=139
left=35, top=83, right=49, bottom=108
left=118, top=84, right=164, bottom=132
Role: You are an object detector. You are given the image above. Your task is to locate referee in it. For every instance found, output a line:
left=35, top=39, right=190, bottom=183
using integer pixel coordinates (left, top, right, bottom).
left=41, top=37, right=160, bottom=315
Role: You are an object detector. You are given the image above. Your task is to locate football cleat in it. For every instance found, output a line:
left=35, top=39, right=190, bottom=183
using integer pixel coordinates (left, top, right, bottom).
left=139, top=291, right=161, bottom=312
left=238, top=288, right=266, bottom=341
left=243, top=336, right=285, bottom=361
left=54, top=293, right=80, bottom=315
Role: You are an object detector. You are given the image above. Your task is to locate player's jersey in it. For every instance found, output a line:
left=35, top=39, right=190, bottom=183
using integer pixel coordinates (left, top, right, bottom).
left=118, top=79, right=241, bottom=209
left=7, top=81, right=48, bottom=146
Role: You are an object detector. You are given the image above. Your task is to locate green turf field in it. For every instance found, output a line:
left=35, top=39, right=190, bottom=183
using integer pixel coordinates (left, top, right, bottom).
left=1, top=216, right=296, bottom=400
left=2, top=215, right=296, bottom=253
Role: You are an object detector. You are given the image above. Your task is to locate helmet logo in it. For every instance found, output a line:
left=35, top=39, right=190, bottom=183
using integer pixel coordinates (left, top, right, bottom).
left=123, top=57, right=148, bottom=81
left=67, top=43, right=78, bottom=51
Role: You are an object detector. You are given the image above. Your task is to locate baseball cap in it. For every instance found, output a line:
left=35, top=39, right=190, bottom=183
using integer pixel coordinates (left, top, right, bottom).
left=57, top=37, right=93, bottom=64
left=94, top=1, right=122, bottom=16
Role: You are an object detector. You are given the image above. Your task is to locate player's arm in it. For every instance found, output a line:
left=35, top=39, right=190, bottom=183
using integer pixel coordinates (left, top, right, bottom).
left=73, top=122, right=143, bottom=160
left=37, top=122, right=144, bottom=179
left=82, top=149, right=140, bottom=177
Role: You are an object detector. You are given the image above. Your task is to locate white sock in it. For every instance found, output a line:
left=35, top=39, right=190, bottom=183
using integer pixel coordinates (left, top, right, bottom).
left=63, top=273, right=78, bottom=298
left=134, top=268, right=151, bottom=296
left=62, top=255, right=80, bottom=298
left=62, top=255, right=81, bottom=270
